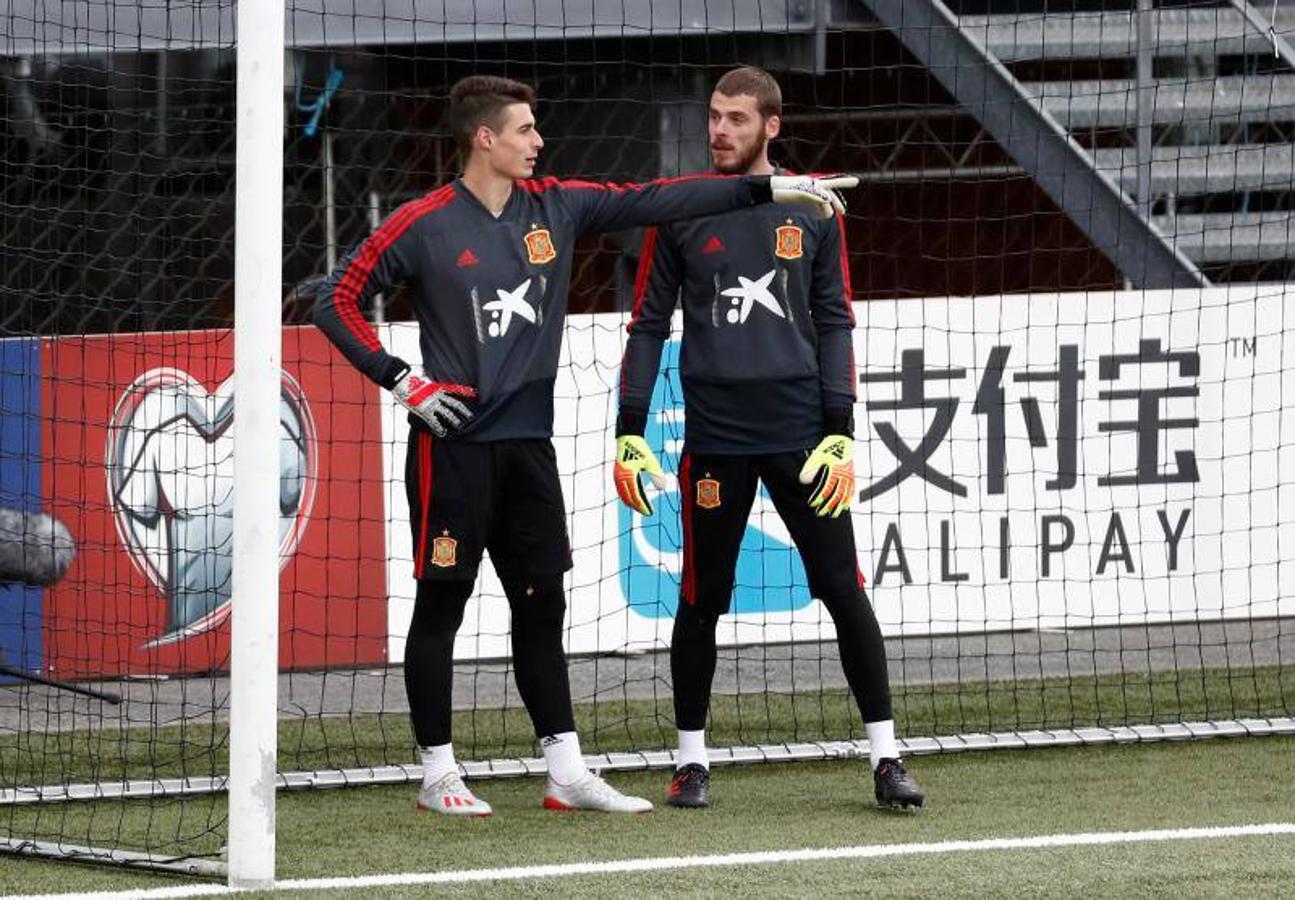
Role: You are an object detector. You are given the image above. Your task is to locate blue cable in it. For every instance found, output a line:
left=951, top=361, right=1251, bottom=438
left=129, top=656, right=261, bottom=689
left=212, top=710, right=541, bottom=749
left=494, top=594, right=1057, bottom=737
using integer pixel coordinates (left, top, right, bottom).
left=295, top=58, right=344, bottom=138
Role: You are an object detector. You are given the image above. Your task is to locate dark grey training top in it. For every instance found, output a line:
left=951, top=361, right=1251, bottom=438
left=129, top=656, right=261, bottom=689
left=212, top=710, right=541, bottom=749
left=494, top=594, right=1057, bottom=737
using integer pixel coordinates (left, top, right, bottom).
left=618, top=193, right=856, bottom=454
left=313, top=173, right=772, bottom=441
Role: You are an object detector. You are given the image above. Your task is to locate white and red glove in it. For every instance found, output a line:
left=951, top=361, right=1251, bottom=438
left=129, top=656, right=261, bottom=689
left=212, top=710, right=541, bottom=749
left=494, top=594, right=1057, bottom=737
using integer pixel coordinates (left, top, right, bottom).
left=392, top=368, right=476, bottom=437
left=769, top=174, right=858, bottom=219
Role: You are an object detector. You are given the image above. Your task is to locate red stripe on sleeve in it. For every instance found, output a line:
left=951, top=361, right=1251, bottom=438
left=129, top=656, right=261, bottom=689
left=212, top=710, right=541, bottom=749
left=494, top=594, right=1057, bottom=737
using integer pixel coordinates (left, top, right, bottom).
left=837, top=213, right=858, bottom=399
left=836, top=213, right=856, bottom=326
left=331, top=184, right=456, bottom=352
left=515, top=175, right=562, bottom=193
left=629, top=226, right=659, bottom=329
left=515, top=173, right=731, bottom=194
left=620, top=226, right=661, bottom=401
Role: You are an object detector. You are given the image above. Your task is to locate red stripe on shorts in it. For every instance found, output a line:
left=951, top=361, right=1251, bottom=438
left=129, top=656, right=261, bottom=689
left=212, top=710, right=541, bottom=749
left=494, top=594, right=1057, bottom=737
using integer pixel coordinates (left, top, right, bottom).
left=679, top=453, right=696, bottom=605
left=414, top=432, right=434, bottom=578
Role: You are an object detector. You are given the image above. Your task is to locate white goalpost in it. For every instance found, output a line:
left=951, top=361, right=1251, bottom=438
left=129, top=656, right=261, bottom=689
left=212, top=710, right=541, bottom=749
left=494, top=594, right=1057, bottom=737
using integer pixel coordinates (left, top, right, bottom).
left=229, top=0, right=285, bottom=886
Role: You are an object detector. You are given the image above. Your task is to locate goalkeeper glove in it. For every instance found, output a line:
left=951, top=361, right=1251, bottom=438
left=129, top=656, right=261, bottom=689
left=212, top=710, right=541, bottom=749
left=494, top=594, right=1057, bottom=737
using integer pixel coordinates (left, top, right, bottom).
left=614, top=435, right=668, bottom=516
left=391, top=366, right=476, bottom=437
left=769, top=175, right=858, bottom=219
left=798, top=434, right=855, bottom=518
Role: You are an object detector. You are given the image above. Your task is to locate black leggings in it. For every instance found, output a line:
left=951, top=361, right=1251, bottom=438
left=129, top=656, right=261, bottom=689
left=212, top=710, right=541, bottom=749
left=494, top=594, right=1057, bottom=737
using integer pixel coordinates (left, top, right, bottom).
left=672, top=587, right=893, bottom=731
left=405, top=574, right=576, bottom=747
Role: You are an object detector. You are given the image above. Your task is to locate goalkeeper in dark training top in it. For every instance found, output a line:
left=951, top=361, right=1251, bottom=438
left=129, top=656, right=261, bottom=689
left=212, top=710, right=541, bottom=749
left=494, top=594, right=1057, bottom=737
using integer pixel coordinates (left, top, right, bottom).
left=615, top=67, right=924, bottom=811
left=313, top=74, right=855, bottom=816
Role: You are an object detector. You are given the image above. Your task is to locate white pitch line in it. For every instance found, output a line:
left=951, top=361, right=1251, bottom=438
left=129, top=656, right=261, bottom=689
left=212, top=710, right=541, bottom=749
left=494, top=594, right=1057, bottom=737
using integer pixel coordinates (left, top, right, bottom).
left=6, top=822, right=1295, bottom=900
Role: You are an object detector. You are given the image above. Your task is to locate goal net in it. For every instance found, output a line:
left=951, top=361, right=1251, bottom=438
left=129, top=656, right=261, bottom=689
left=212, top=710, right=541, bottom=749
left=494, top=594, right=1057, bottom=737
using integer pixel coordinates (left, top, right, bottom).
left=1, top=0, right=1292, bottom=877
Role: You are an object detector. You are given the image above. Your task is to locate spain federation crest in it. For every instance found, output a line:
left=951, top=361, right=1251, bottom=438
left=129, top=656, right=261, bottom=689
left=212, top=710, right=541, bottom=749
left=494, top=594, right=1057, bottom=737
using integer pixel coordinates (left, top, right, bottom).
left=775, top=222, right=803, bottom=260
left=431, top=532, right=458, bottom=568
left=696, top=477, right=722, bottom=510
left=524, top=226, right=557, bottom=264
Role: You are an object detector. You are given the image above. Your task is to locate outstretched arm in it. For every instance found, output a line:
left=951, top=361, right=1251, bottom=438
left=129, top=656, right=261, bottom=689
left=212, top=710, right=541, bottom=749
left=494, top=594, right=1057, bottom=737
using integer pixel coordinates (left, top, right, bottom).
left=557, top=173, right=856, bottom=235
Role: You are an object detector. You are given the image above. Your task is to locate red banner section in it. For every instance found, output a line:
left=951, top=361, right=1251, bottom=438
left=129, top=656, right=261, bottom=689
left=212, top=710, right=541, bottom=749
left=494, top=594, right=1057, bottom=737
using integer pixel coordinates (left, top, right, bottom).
left=40, top=327, right=387, bottom=678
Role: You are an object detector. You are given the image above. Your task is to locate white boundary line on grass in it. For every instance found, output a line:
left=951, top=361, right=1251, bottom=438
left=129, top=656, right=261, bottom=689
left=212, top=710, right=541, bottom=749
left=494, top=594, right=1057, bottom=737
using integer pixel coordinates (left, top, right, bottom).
left=6, top=822, right=1294, bottom=900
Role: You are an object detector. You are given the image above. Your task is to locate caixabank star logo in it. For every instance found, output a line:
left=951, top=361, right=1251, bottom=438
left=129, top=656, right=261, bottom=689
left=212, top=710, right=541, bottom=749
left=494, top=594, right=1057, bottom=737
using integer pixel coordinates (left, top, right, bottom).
left=617, top=340, right=812, bottom=618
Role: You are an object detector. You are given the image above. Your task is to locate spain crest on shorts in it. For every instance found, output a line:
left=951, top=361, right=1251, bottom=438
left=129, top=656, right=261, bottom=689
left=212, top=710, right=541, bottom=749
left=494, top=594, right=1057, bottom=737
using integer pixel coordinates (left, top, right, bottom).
left=696, top=477, right=722, bottom=510
left=431, top=532, right=458, bottom=568
left=524, top=226, right=557, bottom=264
left=774, top=222, right=803, bottom=260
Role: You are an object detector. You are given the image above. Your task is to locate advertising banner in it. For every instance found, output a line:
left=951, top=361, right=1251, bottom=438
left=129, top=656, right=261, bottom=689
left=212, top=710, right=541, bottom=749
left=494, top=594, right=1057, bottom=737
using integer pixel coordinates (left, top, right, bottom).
left=5, top=286, right=1290, bottom=674
left=37, top=327, right=387, bottom=678
left=382, top=286, right=1295, bottom=659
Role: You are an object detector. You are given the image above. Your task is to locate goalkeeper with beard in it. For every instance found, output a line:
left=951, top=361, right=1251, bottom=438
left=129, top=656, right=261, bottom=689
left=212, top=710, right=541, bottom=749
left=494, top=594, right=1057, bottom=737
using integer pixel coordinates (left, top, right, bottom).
left=614, top=67, right=924, bottom=811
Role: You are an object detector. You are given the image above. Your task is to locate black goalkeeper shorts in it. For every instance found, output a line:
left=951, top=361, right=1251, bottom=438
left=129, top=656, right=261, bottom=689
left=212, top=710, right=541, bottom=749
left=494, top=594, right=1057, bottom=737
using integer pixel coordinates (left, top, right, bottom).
left=405, top=429, right=573, bottom=582
left=677, top=450, right=865, bottom=614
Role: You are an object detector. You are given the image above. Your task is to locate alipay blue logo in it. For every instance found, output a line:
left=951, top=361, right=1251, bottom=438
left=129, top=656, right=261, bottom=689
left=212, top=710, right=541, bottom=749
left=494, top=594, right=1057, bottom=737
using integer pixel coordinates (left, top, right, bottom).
left=618, top=339, right=812, bottom=618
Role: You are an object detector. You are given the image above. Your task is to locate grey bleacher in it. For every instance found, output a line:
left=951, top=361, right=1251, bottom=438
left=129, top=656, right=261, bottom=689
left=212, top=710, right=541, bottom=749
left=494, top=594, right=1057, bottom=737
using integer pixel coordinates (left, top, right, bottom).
left=1027, top=76, right=1295, bottom=129
left=958, top=2, right=1295, bottom=274
left=1090, top=143, right=1295, bottom=195
left=962, top=7, right=1295, bottom=60
left=1152, top=210, right=1294, bottom=262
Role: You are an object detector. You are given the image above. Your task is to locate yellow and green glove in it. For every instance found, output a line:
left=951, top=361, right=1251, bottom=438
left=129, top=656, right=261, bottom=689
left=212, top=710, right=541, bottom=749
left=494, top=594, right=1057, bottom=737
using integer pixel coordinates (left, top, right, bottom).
left=798, top=434, right=855, bottom=518
left=614, top=435, right=669, bottom=516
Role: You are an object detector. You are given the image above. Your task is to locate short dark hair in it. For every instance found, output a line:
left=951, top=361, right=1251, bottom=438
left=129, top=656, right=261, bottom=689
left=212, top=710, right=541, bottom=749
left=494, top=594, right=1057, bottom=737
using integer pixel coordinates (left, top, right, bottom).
left=714, top=66, right=782, bottom=119
left=446, top=75, right=537, bottom=158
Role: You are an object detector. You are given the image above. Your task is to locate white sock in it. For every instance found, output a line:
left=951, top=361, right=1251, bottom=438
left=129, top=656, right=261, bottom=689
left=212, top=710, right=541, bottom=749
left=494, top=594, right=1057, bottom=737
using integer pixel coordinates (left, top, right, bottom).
left=419, top=743, right=458, bottom=786
left=866, top=720, right=899, bottom=770
left=675, top=729, right=709, bottom=770
left=541, top=731, right=587, bottom=785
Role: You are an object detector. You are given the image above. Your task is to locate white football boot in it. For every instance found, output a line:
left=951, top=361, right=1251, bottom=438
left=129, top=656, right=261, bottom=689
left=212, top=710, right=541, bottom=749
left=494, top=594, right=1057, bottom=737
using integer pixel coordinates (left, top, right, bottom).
left=543, top=771, right=653, bottom=813
left=417, top=772, right=493, bottom=817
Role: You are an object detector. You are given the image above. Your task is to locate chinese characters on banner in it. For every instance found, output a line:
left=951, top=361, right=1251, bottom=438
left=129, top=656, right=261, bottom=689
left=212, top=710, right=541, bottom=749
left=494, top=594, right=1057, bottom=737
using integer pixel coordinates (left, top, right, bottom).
left=861, top=338, right=1195, bottom=584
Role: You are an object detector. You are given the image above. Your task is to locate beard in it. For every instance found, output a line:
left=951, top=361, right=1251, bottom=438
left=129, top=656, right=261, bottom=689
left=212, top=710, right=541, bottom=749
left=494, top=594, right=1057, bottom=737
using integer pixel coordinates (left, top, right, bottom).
left=712, top=132, right=768, bottom=174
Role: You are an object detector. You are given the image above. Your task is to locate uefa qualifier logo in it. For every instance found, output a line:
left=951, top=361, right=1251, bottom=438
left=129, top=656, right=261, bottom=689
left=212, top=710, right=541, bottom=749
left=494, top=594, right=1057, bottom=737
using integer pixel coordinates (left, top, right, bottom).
left=105, top=368, right=317, bottom=647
